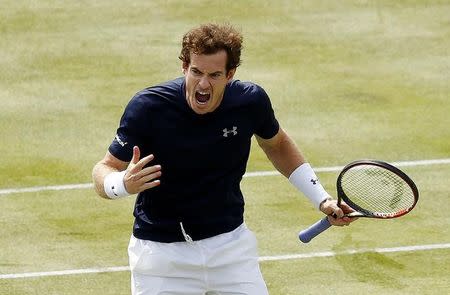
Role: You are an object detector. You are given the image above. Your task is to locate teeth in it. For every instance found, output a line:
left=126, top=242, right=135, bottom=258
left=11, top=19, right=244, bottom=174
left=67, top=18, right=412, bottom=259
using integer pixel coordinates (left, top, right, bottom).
left=195, top=90, right=210, bottom=106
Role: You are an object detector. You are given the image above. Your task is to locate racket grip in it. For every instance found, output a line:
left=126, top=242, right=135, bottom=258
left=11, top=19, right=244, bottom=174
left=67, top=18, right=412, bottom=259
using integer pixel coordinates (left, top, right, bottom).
left=298, top=217, right=332, bottom=243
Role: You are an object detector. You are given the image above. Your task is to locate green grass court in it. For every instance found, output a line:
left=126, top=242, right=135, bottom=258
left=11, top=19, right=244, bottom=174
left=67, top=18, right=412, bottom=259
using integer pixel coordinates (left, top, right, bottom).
left=1, top=1, right=449, bottom=294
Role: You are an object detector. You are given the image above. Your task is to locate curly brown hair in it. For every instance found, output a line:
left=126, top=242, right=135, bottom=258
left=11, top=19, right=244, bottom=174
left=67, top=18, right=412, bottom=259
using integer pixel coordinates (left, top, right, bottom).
left=179, top=23, right=243, bottom=73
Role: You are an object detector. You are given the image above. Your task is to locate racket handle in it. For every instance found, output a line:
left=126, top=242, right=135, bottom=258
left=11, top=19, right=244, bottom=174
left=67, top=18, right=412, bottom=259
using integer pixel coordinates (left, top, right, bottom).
left=298, top=217, right=332, bottom=243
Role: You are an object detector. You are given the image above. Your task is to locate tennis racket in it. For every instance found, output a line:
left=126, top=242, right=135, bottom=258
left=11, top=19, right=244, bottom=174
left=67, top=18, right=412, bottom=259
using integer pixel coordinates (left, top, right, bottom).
left=298, top=160, right=419, bottom=243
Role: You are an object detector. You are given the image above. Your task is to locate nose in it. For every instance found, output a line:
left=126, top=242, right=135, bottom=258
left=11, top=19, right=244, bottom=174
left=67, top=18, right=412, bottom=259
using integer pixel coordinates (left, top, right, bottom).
left=198, top=75, right=210, bottom=89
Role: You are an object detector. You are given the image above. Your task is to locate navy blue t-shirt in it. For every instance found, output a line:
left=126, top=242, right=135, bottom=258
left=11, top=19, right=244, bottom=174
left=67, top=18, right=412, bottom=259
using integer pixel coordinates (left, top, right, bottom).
left=109, top=77, right=279, bottom=242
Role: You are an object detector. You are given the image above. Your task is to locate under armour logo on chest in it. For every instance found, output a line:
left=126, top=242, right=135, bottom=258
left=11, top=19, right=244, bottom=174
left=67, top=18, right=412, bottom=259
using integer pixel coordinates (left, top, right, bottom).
left=223, top=126, right=238, bottom=137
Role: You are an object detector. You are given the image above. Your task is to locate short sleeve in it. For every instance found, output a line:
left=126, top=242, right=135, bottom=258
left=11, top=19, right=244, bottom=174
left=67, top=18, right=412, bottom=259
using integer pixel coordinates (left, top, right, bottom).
left=254, top=86, right=279, bottom=139
left=108, top=95, right=149, bottom=162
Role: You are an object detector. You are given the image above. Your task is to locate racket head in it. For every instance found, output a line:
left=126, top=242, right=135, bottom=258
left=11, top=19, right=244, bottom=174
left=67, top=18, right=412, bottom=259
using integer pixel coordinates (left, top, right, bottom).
left=336, top=160, right=419, bottom=219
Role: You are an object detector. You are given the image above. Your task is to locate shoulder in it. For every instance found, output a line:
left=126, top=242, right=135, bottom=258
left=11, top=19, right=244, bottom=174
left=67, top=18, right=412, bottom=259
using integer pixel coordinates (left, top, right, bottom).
left=134, top=77, right=184, bottom=102
left=226, top=80, right=268, bottom=97
left=127, top=77, right=185, bottom=110
left=224, top=80, right=270, bottom=108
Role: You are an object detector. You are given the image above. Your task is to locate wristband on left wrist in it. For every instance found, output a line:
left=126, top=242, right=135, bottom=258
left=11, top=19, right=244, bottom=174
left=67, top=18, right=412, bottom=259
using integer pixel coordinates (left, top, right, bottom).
left=289, top=163, right=330, bottom=209
left=319, top=197, right=333, bottom=211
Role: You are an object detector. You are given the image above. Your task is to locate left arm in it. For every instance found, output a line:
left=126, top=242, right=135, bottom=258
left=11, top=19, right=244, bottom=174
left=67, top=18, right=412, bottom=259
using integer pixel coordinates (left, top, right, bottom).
left=256, top=128, right=355, bottom=226
left=255, top=127, right=305, bottom=178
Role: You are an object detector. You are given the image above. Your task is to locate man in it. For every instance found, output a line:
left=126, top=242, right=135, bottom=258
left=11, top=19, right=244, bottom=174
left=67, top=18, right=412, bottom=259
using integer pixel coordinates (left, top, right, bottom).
left=92, top=23, right=354, bottom=295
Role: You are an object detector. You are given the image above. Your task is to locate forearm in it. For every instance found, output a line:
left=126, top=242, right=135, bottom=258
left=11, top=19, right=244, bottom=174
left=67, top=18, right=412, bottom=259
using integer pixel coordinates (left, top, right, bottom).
left=257, top=128, right=330, bottom=209
left=92, top=147, right=161, bottom=200
left=92, top=161, right=120, bottom=199
left=256, top=128, right=306, bottom=178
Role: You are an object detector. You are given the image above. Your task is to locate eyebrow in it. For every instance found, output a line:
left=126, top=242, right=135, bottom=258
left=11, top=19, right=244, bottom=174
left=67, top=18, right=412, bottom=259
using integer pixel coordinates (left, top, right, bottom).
left=191, top=67, right=224, bottom=76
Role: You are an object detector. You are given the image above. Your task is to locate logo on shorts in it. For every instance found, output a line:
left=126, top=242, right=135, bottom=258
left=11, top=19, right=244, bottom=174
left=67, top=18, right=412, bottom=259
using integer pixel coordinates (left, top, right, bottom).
left=223, top=126, right=238, bottom=137
left=115, top=135, right=128, bottom=147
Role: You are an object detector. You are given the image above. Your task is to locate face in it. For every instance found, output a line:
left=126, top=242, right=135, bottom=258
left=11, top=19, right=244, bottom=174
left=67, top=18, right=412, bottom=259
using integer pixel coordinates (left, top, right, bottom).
left=183, top=50, right=235, bottom=115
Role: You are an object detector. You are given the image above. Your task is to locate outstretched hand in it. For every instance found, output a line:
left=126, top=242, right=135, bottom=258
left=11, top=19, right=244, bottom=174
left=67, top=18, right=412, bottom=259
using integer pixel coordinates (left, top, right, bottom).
left=124, top=146, right=162, bottom=194
left=319, top=199, right=357, bottom=226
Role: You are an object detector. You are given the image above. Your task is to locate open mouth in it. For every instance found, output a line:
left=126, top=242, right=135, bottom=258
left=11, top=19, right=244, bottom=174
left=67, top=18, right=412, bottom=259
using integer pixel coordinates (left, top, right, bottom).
left=195, top=91, right=210, bottom=105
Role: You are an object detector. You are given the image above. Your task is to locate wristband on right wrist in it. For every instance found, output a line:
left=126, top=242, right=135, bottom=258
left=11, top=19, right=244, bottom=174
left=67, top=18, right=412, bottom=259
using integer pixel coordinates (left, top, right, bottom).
left=103, top=170, right=130, bottom=199
left=288, top=163, right=330, bottom=209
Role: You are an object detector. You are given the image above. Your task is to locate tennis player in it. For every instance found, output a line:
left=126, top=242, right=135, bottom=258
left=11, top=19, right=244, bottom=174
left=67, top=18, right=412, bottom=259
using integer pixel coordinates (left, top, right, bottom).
left=92, top=23, right=355, bottom=295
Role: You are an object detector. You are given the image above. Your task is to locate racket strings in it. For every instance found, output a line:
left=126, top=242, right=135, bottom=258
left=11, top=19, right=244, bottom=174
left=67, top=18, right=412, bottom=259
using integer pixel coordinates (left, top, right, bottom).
left=341, top=165, right=415, bottom=214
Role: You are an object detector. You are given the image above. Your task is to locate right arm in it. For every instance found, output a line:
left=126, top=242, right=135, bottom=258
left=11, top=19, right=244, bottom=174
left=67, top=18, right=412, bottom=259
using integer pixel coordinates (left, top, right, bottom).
left=92, top=146, right=162, bottom=199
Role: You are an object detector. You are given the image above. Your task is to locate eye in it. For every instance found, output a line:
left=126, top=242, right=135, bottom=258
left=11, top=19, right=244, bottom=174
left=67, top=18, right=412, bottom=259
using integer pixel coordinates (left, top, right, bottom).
left=191, top=68, right=202, bottom=76
left=210, top=72, right=222, bottom=79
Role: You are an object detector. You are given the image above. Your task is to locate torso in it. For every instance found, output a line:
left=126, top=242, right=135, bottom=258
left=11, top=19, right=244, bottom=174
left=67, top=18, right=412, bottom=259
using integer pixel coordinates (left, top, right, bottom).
left=109, top=77, right=279, bottom=242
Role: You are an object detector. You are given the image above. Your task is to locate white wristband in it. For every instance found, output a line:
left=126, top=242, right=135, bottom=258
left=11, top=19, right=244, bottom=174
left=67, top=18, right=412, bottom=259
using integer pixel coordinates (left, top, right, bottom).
left=289, top=163, right=330, bottom=209
left=103, top=171, right=130, bottom=199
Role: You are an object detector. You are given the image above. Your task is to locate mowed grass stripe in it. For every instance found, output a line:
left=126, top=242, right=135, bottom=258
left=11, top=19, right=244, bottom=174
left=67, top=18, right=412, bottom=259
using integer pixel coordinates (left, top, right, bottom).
left=1, top=243, right=449, bottom=280
left=1, top=158, right=450, bottom=196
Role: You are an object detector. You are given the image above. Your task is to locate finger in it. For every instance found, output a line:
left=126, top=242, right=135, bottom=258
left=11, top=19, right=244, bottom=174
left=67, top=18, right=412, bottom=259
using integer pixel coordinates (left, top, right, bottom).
left=341, top=216, right=353, bottom=223
left=128, top=165, right=162, bottom=186
left=327, top=215, right=343, bottom=226
left=344, top=216, right=359, bottom=223
left=331, top=206, right=344, bottom=219
left=131, top=146, right=141, bottom=165
left=139, top=180, right=161, bottom=191
left=320, top=199, right=338, bottom=215
left=328, top=215, right=351, bottom=226
left=138, top=171, right=162, bottom=184
left=124, top=172, right=160, bottom=194
left=130, top=165, right=161, bottom=181
left=137, top=165, right=162, bottom=178
left=129, top=154, right=155, bottom=173
left=338, top=202, right=356, bottom=214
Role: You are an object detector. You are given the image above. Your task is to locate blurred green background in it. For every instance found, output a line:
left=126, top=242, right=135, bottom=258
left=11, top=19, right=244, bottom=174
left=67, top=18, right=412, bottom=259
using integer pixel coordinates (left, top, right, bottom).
left=1, top=1, right=449, bottom=294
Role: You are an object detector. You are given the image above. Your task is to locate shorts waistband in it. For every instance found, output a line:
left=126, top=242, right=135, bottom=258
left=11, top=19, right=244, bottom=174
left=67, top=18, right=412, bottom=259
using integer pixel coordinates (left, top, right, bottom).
left=133, top=217, right=244, bottom=243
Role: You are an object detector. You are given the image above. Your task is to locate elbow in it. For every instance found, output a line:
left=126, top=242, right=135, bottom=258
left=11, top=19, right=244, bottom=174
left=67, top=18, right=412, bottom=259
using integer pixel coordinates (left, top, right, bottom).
left=92, top=163, right=109, bottom=199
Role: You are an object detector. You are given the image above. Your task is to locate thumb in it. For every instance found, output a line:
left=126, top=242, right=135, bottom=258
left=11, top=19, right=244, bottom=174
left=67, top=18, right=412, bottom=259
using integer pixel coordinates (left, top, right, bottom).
left=130, top=146, right=141, bottom=164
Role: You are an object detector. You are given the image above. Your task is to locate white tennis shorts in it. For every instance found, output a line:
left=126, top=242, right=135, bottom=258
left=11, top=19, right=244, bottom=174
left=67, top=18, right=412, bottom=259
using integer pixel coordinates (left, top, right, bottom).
left=128, top=223, right=269, bottom=295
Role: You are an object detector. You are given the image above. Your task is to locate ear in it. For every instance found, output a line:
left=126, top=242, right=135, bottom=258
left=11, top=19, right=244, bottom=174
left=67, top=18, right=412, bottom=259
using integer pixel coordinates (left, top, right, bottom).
left=182, top=62, right=189, bottom=74
left=226, top=68, right=236, bottom=81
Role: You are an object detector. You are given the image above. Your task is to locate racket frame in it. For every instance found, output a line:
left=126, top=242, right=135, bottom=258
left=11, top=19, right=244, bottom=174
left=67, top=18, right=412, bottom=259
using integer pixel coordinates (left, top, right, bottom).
left=299, top=159, right=420, bottom=243
left=337, top=159, right=419, bottom=219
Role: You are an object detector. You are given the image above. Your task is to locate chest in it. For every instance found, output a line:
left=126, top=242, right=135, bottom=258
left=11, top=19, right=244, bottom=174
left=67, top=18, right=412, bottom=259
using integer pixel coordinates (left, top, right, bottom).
left=145, top=107, right=255, bottom=171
